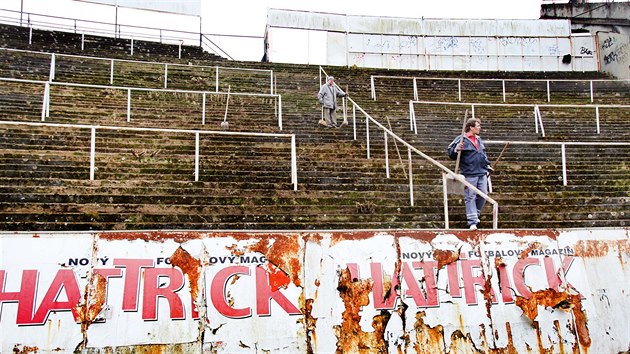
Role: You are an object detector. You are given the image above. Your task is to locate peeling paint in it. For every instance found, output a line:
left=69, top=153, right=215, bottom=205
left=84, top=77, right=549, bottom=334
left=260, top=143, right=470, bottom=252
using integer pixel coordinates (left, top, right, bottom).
left=515, top=288, right=591, bottom=348
left=413, top=311, right=444, bottom=353
left=336, top=267, right=389, bottom=353
left=169, top=246, right=202, bottom=300
left=434, top=249, right=460, bottom=269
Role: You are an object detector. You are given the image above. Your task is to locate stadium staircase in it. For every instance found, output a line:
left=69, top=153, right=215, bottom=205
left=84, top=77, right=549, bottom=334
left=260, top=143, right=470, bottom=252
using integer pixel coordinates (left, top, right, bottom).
left=0, top=23, right=628, bottom=230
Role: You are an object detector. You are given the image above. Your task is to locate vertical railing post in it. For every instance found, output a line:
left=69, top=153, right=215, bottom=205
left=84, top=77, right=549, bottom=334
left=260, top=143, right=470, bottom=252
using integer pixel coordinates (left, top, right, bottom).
left=413, top=77, right=418, bottom=101
left=546, top=80, right=551, bottom=102
left=502, top=79, right=506, bottom=102
left=352, top=104, right=357, bottom=141
left=49, top=53, right=55, bottom=82
left=110, top=59, right=115, bottom=85
left=371, top=76, right=376, bottom=100
left=384, top=132, right=390, bottom=178
left=164, top=64, right=168, bottom=89
left=89, top=127, right=96, bottom=180
left=408, top=148, right=414, bottom=206
left=130, top=38, right=134, bottom=55
left=589, top=80, right=594, bottom=103
left=202, top=93, right=206, bottom=125
left=534, top=106, right=539, bottom=134
left=81, top=32, right=85, bottom=51
left=595, top=106, right=600, bottom=134
left=366, top=116, right=370, bottom=159
left=291, top=135, right=298, bottom=191
left=409, top=100, right=417, bottom=134
left=458, top=79, right=462, bottom=101
left=126, top=89, right=131, bottom=122
left=342, top=97, right=347, bottom=125
left=270, top=70, right=274, bottom=95
left=41, top=82, right=49, bottom=122
left=492, top=204, right=498, bottom=229
left=471, top=104, right=475, bottom=120
left=442, top=173, right=449, bottom=229
left=561, top=143, right=567, bottom=186
left=278, top=95, right=283, bottom=131
left=194, top=132, right=199, bottom=182
left=215, top=66, right=219, bottom=93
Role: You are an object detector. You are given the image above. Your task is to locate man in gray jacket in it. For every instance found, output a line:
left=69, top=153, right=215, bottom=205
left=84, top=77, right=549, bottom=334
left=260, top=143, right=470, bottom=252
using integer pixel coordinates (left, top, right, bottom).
left=317, top=76, right=347, bottom=128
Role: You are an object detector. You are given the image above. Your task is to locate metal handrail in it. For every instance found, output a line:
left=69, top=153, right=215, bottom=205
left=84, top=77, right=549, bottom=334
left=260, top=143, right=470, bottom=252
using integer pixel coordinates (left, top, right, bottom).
left=0, top=120, right=298, bottom=191
left=485, top=140, right=630, bottom=187
left=0, top=77, right=283, bottom=131
left=408, top=99, right=630, bottom=138
left=372, top=75, right=630, bottom=102
left=0, top=47, right=274, bottom=94
left=320, top=67, right=498, bottom=229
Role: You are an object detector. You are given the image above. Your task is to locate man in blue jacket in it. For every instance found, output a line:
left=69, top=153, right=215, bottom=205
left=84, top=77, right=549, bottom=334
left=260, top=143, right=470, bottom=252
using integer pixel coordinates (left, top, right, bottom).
left=317, top=76, right=347, bottom=128
left=447, top=118, right=492, bottom=230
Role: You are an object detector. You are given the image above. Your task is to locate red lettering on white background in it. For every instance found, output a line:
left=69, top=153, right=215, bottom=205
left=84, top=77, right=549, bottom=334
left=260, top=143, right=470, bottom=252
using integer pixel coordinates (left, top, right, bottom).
left=0, top=270, right=38, bottom=325
left=371, top=262, right=399, bottom=310
left=211, top=266, right=251, bottom=318
left=255, top=266, right=301, bottom=316
left=114, top=258, right=154, bottom=312
left=142, top=268, right=185, bottom=320
left=545, top=256, right=577, bottom=291
left=403, top=261, right=439, bottom=307
left=461, top=259, right=496, bottom=305
left=446, top=262, right=461, bottom=297
left=31, top=269, right=81, bottom=325
left=496, top=262, right=514, bottom=303
left=512, top=258, right=540, bottom=298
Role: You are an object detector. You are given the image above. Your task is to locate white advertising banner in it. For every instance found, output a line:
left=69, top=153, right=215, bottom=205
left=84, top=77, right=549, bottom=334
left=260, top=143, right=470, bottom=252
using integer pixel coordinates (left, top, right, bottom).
left=1, top=229, right=629, bottom=353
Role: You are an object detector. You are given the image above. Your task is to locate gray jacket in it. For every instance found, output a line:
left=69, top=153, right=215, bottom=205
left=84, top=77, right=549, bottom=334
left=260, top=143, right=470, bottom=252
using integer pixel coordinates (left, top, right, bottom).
left=318, top=83, right=346, bottom=109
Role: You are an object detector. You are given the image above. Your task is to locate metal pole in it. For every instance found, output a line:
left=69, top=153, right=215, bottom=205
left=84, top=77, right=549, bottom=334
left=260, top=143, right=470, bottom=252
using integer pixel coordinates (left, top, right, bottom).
left=352, top=104, right=357, bottom=141
left=278, top=95, right=283, bottom=130
left=384, top=132, right=390, bottom=178
left=270, top=70, right=274, bottom=95
left=590, top=80, right=594, bottom=103
left=126, top=89, right=131, bottom=122
left=215, top=66, right=219, bottom=93
left=502, top=80, right=506, bottom=102
left=442, top=173, right=449, bottom=229
left=546, top=80, right=551, bottom=103
left=595, top=106, right=600, bottom=134
left=370, top=76, right=375, bottom=100
left=366, top=116, right=370, bottom=159
left=291, top=135, right=298, bottom=191
left=90, top=127, right=96, bottom=180
left=202, top=93, right=206, bottom=125
left=413, top=77, right=418, bottom=101
left=408, top=148, right=414, bottom=206
left=41, top=82, right=49, bottom=122
left=194, top=132, right=199, bottom=182
left=110, top=60, right=114, bottom=85
left=49, top=54, right=55, bottom=82
left=561, top=144, right=567, bottom=186
left=164, top=64, right=168, bottom=89
left=458, top=79, right=462, bottom=101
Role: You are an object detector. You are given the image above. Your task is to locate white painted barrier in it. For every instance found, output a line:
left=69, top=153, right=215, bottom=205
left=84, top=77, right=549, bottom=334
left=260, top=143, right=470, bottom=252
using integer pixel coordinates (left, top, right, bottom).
left=1, top=228, right=629, bottom=352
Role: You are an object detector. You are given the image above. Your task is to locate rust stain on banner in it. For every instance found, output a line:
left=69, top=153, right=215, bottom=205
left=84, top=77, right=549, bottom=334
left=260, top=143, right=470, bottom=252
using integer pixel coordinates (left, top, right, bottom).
left=434, top=249, right=460, bottom=269
left=336, top=267, right=390, bottom=353
left=246, top=234, right=302, bottom=287
left=170, top=246, right=202, bottom=300
left=304, top=298, right=316, bottom=354
left=516, top=288, right=591, bottom=349
left=12, top=345, right=40, bottom=353
left=413, top=311, right=444, bottom=353
left=75, top=272, right=107, bottom=333
left=519, top=242, right=543, bottom=260
left=573, top=239, right=630, bottom=265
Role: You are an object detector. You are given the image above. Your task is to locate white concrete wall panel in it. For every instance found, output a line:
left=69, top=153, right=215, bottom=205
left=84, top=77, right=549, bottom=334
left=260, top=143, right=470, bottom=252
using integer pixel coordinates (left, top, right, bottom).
left=598, top=32, right=630, bottom=79
left=266, top=9, right=598, bottom=72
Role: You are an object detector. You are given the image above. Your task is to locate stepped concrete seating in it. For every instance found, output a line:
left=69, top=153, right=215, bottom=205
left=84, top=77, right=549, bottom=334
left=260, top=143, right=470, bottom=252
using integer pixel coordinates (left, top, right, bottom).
left=371, top=74, right=630, bottom=105
left=0, top=22, right=628, bottom=230
left=0, top=23, right=223, bottom=63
